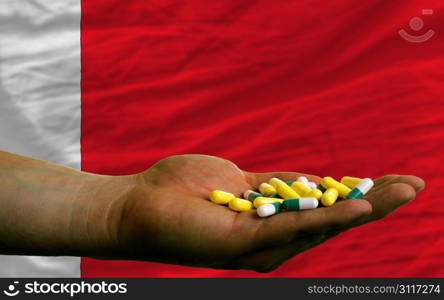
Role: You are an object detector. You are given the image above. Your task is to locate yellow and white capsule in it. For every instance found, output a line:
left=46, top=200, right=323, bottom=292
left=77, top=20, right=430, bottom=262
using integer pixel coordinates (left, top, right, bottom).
left=228, top=198, right=253, bottom=212
left=259, top=183, right=277, bottom=197
left=321, top=188, right=339, bottom=207
left=304, top=188, right=323, bottom=200
left=341, top=176, right=362, bottom=189
left=253, top=196, right=284, bottom=208
left=269, top=177, right=302, bottom=199
left=320, top=176, right=351, bottom=199
left=210, top=190, right=235, bottom=204
left=291, top=181, right=312, bottom=196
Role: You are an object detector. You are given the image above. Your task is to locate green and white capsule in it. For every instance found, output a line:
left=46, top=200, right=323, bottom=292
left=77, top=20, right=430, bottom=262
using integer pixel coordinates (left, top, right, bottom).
left=346, top=178, right=374, bottom=199
left=307, top=182, right=317, bottom=190
left=257, top=202, right=282, bottom=217
left=317, top=184, right=326, bottom=193
left=297, top=176, right=317, bottom=190
left=244, top=190, right=262, bottom=201
left=282, top=198, right=319, bottom=211
left=297, top=176, right=309, bottom=186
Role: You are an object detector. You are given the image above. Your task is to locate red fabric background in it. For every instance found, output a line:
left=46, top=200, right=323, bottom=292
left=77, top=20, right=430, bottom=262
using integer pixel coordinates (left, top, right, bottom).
left=81, top=0, right=444, bottom=277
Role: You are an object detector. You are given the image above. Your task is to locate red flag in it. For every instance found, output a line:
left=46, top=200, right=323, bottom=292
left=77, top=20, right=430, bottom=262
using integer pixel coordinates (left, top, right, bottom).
left=81, top=0, right=444, bottom=277
left=1, top=0, right=443, bottom=277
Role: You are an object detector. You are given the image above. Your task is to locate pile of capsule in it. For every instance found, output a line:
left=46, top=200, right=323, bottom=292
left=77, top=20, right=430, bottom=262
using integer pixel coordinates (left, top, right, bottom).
left=209, top=176, right=374, bottom=217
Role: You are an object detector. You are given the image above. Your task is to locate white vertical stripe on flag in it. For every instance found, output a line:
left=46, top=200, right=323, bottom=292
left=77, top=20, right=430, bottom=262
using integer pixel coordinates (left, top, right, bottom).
left=0, top=0, right=81, bottom=277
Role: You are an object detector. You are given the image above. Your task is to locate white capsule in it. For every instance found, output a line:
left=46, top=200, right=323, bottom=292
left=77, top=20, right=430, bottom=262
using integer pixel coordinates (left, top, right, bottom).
left=307, top=182, right=317, bottom=190
left=357, top=178, right=374, bottom=194
left=257, top=204, right=276, bottom=217
left=297, top=176, right=309, bottom=186
left=300, top=198, right=319, bottom=210
left=257, top=203, right=281, bottom=217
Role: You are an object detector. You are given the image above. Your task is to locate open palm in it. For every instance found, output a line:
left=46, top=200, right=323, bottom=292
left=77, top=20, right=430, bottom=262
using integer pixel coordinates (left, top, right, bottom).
left=116, top=155, right=424, bottom=272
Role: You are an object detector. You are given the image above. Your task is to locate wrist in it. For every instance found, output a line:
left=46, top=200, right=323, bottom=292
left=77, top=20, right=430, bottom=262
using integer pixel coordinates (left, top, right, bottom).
left=0, top=150, right=142, bottom=258
left=69, top=173, right=140, bottom=258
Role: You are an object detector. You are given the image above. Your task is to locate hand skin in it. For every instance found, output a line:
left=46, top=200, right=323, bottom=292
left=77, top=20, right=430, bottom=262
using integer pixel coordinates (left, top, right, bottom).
left=0, top=151, right=425, bottom=273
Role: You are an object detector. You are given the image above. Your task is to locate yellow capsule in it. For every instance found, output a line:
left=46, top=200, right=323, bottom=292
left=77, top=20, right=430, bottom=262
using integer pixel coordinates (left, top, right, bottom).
left=253, top=196, right=284, bottom=208
left=269, top=177, right=301, bottom=199
left=340, top=176, right=363, bottom=189
left=291, top=181, right=312, bottom=196
left=259, top=183, right=277, bottom=197
left=321, top=188, right=339, bottom=207
left=209, top=190, right=235, bottom=204
left=320, top=176, right=351, bottom=199
left=228, top=198, right=253, bottom=212
left=303, top=188, right=323, bottom=200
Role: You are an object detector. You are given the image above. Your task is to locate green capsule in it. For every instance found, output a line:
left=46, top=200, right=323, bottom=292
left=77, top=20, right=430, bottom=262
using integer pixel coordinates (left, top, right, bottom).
left=243, top=190, right=262, bottom=201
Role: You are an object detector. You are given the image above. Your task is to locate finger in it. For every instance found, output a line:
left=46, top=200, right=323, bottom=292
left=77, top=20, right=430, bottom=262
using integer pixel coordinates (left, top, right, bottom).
left=233, top=181, right=419, bottom=272
left=250, top=199, right=372, bottom=249
left=233, top=229, right=342, bottom=273
left=362, top=182, right=416, bottom=222
left=373, top=175, right=425, bottom=193
left=245, top=171, right=321, bottom=189
left=228, top=232, right=326, bottom=273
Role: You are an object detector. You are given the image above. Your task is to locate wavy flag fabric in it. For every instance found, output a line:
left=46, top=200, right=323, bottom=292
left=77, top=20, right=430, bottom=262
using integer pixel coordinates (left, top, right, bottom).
left=0, top=0, right=81, bottom=277
left=0, top=0, right=443, bottom=277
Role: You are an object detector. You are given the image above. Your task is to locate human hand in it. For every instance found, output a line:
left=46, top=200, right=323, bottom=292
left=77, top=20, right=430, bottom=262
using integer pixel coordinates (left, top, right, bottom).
left=108, top=155, right=424, bottom=272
